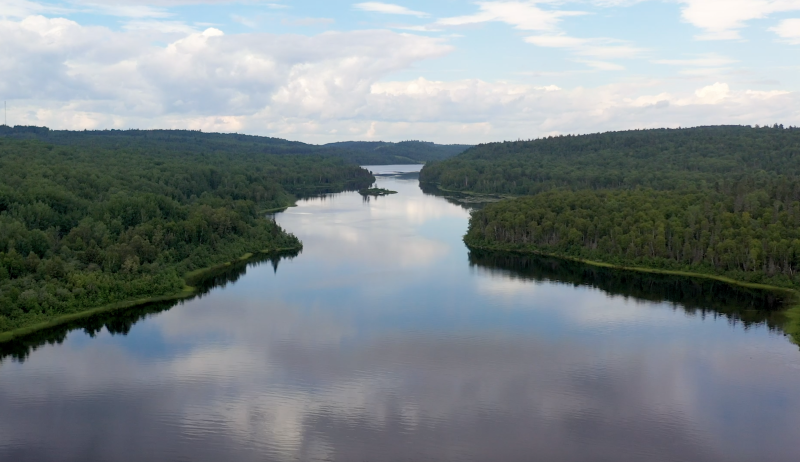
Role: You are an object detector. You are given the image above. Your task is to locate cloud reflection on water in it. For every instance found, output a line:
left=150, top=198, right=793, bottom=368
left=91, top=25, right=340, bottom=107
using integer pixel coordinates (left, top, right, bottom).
left=2, top=168, right=800, bottom=461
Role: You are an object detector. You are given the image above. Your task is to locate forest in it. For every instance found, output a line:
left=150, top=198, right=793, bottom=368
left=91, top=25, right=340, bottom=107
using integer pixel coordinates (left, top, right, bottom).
left=420, top=125, right=800, bottom=194
left=0, top=126, right=470, bottom=165
left=0, top=136, right=374, bottom=334
left=421, top=125, right=800, bottom=290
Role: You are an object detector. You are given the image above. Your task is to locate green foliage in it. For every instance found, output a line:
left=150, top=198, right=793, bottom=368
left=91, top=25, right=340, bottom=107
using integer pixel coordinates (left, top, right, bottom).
left=322, top=140, right=471, bottom=164
left=0, top=126, right=470, bottom=165
left=433, top=125, right=800, bottom=289
left=0, top=137, right=374, bottom=333
left=420, top=125, right=800, bottom=194
left=359, top=188, right=397, bottom=196
left=466, top=188, right=800, bottom=288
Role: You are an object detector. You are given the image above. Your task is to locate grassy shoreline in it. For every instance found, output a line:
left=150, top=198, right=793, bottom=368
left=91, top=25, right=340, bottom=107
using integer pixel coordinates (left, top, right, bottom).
left=465, top=242, right=799, bottom=295
left=0, top=246, right=301, bottom=344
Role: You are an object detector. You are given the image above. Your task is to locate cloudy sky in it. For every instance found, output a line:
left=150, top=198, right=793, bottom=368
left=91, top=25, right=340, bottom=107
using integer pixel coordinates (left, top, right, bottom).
left=2, top=0, right=799, bottom=143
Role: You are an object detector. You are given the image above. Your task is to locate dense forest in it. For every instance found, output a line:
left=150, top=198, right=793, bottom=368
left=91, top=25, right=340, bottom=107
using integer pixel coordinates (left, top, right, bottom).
left=466, top=188, right=800, bottom=287
left=422, top=125, right=800, bottom=290
left=0, top=126, right=470, bottom=165
left=0, top=136, right=374, bottom=334
left=420, top=125, right=800, bottom=194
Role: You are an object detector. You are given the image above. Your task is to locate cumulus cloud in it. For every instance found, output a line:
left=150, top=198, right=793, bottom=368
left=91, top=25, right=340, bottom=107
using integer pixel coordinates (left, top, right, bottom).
left=677, top=0, right=800, bottom=40
left=1, top=16, right=450, bottom=119
left=361, top=78, right=797, bottom=141
left=1, top=14, right=798, bottom=143
left=771, top=17, right=800, bottom=43
left=354, top=2, right=430, bottom=17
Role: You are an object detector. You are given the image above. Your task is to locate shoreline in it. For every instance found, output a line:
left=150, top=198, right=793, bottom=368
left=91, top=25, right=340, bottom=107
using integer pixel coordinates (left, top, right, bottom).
left=433, top=178, right=799, bottom=296
left=465, top=243, right=799, bottom=297
left=468, top=243, right=800, bottom=346
left=0, top=246, right=301, bottom=344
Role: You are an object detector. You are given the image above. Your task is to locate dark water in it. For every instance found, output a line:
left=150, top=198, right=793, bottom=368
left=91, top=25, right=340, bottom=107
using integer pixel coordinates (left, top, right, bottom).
left=2, top=165, right=800, bottom=462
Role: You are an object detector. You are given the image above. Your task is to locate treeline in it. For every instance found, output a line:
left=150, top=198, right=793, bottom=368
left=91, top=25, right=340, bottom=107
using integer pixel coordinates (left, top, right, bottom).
left=322, top=140, right=470, bottom=164
left=0, top=126, right=470, bottom=165
left=0, top=251, right=299, bottom=363
left=422, top=125, right=800, bottom=290
left=469, top=250, right=789, bottom=326
left=420, top=125, right=800, bottom=194
left=0, top=137, right=374, bottom=333
left=466, top=189, right=800, bottom=287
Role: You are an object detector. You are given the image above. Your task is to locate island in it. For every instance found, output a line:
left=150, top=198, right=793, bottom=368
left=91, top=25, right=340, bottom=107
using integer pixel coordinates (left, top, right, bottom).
left=359, top=187, right=398, bottom=196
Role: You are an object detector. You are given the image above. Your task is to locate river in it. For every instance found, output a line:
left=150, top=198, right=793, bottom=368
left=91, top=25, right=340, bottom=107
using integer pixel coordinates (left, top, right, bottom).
left=2, top=165, right=800, bottom=461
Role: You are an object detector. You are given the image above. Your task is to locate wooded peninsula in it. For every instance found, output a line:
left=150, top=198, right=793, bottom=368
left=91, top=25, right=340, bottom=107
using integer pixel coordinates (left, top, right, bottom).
left=0, top=132, right=377, bottom=336
left=421, top=125, right=800, bottom=291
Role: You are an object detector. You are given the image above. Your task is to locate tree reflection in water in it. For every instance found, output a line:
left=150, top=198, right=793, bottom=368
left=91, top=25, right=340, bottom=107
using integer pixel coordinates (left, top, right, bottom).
left=468, top=249, right=799, bottom=344
left=0, top=250, right=300, bottom=363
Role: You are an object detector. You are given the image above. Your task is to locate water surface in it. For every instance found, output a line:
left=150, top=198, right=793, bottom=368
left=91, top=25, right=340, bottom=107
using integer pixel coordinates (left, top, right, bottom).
left=2, top=165, right=800, bottom=461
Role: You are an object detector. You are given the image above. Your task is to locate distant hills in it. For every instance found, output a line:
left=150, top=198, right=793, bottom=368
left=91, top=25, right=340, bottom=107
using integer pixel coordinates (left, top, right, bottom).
left=0, top=126, right=471, bottom=165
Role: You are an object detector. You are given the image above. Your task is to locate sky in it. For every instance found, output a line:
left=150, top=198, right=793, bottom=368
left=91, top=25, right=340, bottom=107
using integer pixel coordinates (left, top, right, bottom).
left=1, top=0, right=799, bottom=144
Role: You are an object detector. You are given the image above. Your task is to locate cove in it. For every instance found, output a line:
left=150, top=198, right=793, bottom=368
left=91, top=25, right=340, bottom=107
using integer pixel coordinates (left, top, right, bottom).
left=2, top=165, right=800, bottom=462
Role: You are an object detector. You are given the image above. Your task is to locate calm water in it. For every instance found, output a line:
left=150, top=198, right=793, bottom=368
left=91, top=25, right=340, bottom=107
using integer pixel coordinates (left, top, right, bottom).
left=2, top=165, right=800, bottom=461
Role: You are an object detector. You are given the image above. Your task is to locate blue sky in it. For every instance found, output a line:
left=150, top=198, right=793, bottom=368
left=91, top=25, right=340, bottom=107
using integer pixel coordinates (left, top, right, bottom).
left=2, top=1, right=799, bottom=143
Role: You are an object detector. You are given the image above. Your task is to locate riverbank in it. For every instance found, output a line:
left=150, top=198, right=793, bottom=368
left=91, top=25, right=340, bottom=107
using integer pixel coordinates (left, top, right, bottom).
left=466, top=242, right=798, bottom=295
left=466, top=242, right=800, bottom=345
left=420, top=182, right=512, bottom=204
left=0, top=246, right=301, bottom=344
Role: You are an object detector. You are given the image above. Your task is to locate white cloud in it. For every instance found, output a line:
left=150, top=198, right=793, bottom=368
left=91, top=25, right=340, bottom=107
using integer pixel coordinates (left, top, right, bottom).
left=439, top=3, right=637, bottom=70
left=361, top=77, right=797, bottom=141
left=525, top=34, right=645, bottom=60
left=653, top=54, right=738, bottom=67
left=1, top=0, right=73, bottom=18
left=677, top=0, right=800, bottom=40
left=1, top=15, right=798, bottom=144
left=771, top=18, right=800, bottom=43
left=354, top=2, right=430, bottom=17
left=123, top=19, right=198, bottom=34
left=437, top=1, right=585, bottom=31
left=0, top=16, right=450, bottom=118
left=693, top=81, right=731, bottom=103
left=75, top=1, right=172, bottom=18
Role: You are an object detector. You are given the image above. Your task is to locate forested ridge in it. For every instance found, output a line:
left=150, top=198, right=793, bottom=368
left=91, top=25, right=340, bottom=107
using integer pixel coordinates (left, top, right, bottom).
left=0, top=137, right=374, bottom=334
left=420, top=125, right=800, bottom=194
left=0, top=126, right=470, bottom=165
left=421, top=125, right=800, bottom=290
